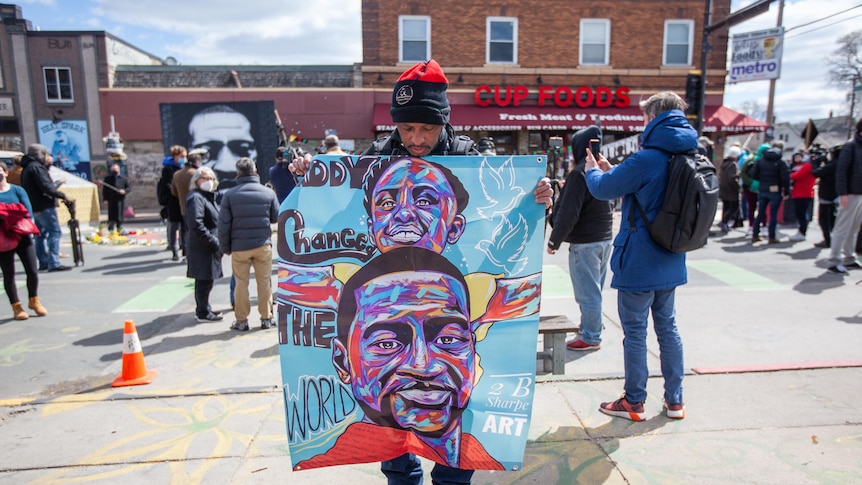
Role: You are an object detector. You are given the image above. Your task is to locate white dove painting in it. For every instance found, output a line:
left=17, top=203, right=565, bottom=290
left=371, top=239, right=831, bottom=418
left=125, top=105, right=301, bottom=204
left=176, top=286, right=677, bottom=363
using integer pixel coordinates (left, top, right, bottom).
left=475, top=214, right=530, bottom=275
left=475, top=157, right=526, bottom=219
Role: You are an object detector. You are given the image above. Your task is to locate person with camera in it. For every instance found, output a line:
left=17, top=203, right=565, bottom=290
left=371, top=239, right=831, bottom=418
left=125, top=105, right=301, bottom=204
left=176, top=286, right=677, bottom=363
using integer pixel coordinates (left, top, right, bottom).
left=789, top=151, right=816, bottom=242
left=547, top=126, right=613, bottom=352
left=19, top=143, right=73, bottom=272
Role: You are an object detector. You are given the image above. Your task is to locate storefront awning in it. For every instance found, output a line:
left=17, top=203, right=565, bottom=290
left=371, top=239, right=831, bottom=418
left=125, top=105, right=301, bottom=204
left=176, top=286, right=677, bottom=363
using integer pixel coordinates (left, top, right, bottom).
left=373, top=104, right=767, bottom=134
left=703, top=105, right=768, bottom=133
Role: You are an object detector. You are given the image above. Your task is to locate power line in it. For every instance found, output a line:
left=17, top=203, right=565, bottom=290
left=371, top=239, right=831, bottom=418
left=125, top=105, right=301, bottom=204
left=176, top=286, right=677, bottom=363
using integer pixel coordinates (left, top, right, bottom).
left=785, top=4, right=862, bottom=33
left=785, top=12, right=862, bottom=40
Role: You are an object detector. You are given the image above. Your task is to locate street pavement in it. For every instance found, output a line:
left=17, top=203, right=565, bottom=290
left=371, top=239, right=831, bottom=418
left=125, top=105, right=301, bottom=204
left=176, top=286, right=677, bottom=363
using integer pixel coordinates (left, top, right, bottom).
left=1, top=212, right=861, bottom=484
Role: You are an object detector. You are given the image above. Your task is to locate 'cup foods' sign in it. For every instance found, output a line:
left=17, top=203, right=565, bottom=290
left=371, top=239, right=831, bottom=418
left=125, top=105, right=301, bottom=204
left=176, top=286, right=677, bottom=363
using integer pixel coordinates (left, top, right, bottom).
left=729, top=27, right=784, bottom=83
left=475, top=85, right=631, bottom=108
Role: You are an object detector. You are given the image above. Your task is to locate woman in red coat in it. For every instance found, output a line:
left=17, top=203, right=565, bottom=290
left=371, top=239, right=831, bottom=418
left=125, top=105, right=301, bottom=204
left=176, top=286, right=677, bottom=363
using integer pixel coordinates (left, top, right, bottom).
left=789, top=152, right=817, bottom=241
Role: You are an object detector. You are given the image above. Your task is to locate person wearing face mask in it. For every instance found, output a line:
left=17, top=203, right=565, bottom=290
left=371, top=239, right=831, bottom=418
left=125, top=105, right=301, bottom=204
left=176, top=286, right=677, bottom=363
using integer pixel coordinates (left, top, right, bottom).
left=0, top=163, right=47, bottom=320
left=184, top=167, right=223, bottom=323
left=102, top=163, right=130, bottom=234
left=159, top=145, right=186, bottom=261
left=789, top=151, right=816, bottom=242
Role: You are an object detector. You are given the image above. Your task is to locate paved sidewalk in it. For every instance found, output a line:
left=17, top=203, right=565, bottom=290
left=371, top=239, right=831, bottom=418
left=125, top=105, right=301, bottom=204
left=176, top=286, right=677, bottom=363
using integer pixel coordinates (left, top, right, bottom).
left=1, top=218, right=861, bottom=484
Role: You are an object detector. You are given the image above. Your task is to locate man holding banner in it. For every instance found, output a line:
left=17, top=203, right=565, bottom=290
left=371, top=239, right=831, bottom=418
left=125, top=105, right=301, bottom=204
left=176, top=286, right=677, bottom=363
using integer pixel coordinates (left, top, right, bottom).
left=288, top=59, right=553, bottom=484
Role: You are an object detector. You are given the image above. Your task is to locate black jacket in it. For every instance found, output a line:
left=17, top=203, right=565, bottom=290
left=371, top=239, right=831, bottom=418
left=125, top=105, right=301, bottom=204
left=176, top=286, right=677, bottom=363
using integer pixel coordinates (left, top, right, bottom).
left=102, top=173, right=130, bottom=203
left=20, top=154, right=67, bottom=212
left=812, top=157, right=838, bottom=201
left=751, top=148, right=790, bottom=197
left=836, top=132, right=862, bottom=196
left=185, top=189, right=222, bottom=280
left=548, top=126, right=613, bottom=248
left=217, top=175, right=279, bottom=254
left=719, top=158, right=740, bottom=201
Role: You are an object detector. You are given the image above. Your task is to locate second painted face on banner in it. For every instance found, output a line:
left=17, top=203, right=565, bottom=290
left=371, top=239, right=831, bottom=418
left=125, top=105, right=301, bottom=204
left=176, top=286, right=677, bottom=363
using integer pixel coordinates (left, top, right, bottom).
left=335, top=265, right=474, bottom=435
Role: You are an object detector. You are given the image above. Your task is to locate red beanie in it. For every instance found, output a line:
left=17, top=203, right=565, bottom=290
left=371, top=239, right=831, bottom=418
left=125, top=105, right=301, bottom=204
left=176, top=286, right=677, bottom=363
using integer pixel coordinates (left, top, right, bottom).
left=390, top=59, right=451, bottom=125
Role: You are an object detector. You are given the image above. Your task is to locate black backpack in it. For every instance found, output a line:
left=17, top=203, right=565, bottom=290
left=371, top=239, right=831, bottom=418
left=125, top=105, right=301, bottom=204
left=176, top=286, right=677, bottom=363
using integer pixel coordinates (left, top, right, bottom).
left=629, top=150, right=719, bottom=253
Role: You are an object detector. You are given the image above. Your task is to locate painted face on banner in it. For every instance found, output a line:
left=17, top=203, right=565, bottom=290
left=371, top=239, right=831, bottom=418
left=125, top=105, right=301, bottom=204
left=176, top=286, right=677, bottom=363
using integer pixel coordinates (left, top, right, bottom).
left=342, top=270, right=474, bottom=434
left=367, top=159, right=464, bottom=254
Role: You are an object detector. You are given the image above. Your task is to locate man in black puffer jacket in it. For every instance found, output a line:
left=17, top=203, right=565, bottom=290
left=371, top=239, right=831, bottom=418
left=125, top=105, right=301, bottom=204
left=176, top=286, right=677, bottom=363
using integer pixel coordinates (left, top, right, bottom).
left=217, top=157, right=279, bottom=331
left=20, top=144, right=73, bottom=272
left=751, top=140, right=790, bottom=244
left=547, top=125, right=613, bottom=351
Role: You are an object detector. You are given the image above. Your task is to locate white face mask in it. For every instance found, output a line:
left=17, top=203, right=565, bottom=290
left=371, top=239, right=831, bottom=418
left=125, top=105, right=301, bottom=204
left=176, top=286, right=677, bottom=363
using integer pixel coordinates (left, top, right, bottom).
left=199, top=180, right=214, bottom=193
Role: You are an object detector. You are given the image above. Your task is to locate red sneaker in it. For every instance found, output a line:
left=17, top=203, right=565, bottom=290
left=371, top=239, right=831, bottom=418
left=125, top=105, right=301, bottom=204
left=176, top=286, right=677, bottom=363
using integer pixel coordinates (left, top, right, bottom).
left=599, top=395, right=645, bottom=421
left=664, top=401, right=685, bottom=419
left=566, top=339, right=601, bottom=351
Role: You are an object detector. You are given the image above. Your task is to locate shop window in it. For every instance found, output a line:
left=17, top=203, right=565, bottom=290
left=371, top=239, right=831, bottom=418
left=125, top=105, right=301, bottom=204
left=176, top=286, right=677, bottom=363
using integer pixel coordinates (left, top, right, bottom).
left=580, top=19, right=610, bottom=65
left=486, top=17, right=517, bottom=64
left=663, top=20, right=693, bottom=66
left=399, top=16, right=430, bottom=63
left=44, top=67, right=73, bottom=102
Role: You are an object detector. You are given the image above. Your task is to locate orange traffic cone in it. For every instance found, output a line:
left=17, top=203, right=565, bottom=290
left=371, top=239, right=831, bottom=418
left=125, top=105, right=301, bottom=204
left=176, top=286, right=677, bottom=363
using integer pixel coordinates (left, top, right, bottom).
left=112, top=320, right=157, bottom=387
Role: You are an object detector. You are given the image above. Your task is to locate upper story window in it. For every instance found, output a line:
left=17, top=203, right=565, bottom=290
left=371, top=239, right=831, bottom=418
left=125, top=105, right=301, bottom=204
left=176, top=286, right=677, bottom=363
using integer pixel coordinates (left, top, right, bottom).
left=664, top=20, right=694, bottom=66
left=486, top=17, right=518, bottom=64
left=399, top=16, right=430, bottom=63
left=44, top=67, right=73, bottom=102
left=580, top=19, right=610, bottom=65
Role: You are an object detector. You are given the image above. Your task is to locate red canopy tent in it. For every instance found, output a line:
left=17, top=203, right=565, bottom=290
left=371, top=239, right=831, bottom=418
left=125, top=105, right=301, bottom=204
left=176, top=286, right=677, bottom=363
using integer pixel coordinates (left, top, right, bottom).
left=703, top=105, right=768, bottom=134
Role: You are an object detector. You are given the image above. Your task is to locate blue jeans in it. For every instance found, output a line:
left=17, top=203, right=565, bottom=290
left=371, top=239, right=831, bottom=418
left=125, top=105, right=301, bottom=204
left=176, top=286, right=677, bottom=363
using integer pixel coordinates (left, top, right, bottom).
left=381, top=453, right=474, bottom=485
left=617, top=289, right=684, bottom=404
left=33, top=208, right=62, bottom=270
left=568, top=240, right=611, bottom=344
left=753, top=192, right=782, bottom=240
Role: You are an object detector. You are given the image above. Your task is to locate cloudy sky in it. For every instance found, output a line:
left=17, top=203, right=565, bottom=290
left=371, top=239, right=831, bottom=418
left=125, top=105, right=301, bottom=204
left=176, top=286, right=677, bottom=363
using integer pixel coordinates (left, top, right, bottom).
left=16, top=0, right=861, bottom=125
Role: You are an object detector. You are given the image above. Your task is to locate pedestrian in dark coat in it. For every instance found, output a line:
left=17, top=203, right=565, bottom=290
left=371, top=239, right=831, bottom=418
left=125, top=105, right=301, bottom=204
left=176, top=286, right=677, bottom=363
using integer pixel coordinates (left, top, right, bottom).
left=102, top=163, right=130, bottom=233
left=718, top=146, right=742, bottom=233
left=750, top=141, right=790, bottom=243
left=184, top=167, right=223, bottom=322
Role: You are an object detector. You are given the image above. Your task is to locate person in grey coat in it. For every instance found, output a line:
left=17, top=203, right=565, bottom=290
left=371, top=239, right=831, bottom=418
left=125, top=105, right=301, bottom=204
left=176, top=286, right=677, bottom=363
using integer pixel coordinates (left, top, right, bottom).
left=217, top=157, right=279, bottom=332
left=185, top=167, right=224, bottom=323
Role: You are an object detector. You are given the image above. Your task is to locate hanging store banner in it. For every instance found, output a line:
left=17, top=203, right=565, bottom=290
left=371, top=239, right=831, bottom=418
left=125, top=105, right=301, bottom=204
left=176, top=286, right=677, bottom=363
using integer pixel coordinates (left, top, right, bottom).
left=276, top=154, right=546, bottom=472
left=729, top=27, right=785, bottom=83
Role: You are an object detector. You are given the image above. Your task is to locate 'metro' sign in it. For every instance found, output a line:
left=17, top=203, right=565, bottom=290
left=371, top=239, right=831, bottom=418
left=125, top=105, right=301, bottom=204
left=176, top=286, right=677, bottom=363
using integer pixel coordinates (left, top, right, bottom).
left=729, top=27, right=784, bottom=83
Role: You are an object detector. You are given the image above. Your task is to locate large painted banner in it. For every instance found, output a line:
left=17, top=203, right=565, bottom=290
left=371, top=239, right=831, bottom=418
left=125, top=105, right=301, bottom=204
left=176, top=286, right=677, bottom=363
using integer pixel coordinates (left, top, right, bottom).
left=276, top=154, right=546, bottom=472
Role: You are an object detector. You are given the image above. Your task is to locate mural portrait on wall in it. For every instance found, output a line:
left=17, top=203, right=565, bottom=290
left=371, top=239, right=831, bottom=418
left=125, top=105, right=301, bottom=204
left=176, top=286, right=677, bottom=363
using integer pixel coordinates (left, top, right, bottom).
left=159, top=101, right=278, bottom=186
left=37, top=120, right=91, bottom=181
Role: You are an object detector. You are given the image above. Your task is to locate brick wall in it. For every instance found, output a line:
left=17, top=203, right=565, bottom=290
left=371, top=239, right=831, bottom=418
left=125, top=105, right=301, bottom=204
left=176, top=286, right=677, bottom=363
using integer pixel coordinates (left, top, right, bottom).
left=114, top=67, right=358, bottom=89
left=362, top=0, right=731, bottom=98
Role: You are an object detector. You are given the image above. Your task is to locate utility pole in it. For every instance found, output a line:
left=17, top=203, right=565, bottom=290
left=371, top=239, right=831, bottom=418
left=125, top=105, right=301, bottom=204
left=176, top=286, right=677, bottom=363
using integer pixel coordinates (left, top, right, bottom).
left=764, top=0, right=785, bottom=138
left=697, top=0, right=775, bottom=136
left=696, top=0, right=712, bottom=136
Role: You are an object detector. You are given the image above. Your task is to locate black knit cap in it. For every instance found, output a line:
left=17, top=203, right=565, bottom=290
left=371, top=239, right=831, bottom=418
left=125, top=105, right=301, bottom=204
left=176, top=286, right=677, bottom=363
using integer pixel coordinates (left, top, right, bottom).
left=390, top=59, right=451, bottom=125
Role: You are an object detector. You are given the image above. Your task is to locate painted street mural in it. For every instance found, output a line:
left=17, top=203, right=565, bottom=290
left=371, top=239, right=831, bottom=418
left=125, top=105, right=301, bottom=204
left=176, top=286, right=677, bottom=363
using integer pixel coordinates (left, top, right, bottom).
left=277, top=154, right=546, bottom=472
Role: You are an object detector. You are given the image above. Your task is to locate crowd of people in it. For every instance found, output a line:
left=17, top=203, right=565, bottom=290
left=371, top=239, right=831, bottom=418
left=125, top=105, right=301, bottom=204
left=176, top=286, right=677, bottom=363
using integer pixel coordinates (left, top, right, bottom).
left=157, top=146, right=280, bottom=330
left=714, top=118, right=862, bottom=274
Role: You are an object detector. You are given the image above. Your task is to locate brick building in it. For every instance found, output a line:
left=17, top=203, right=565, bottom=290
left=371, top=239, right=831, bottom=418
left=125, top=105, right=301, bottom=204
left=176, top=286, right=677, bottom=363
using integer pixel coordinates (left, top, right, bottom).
left=2, top=1, right=769, bottom=210
left=361, top=0, right=765, bottom=155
